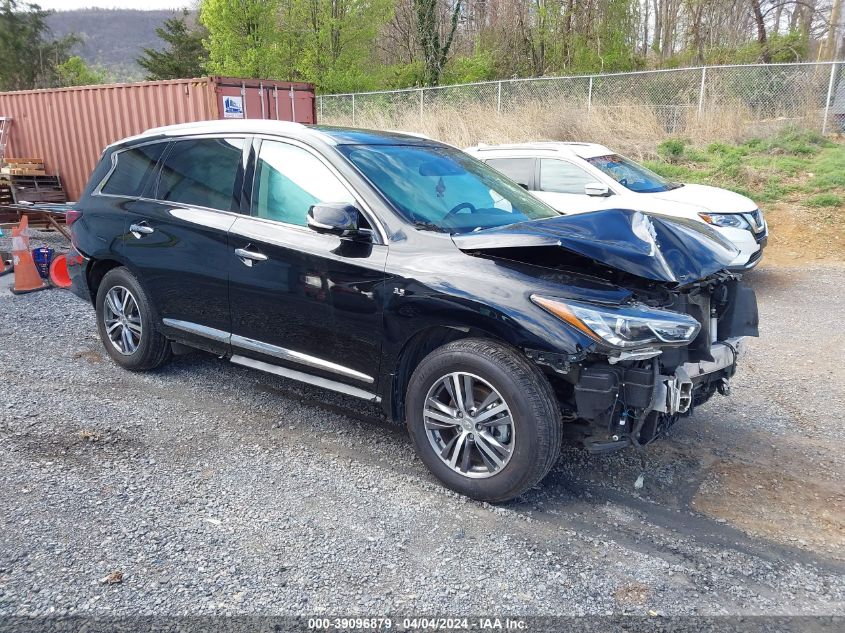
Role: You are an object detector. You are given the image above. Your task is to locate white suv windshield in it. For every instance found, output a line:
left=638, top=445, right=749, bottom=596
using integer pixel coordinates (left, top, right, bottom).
left=586, top=154, right=681, bottom=194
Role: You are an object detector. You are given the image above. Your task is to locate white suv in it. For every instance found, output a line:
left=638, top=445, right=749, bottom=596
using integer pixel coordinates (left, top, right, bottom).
left=464, top=142, right=767, bottom=270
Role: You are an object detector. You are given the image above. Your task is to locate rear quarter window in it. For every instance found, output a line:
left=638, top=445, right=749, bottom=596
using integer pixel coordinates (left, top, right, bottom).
left=100, top=143, right=167, bottom=197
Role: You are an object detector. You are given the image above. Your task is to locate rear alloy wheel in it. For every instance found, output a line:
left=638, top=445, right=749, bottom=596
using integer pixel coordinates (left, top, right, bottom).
left=95, top=267, right=172, bottom=371
left=407, top=338, right=562, bottom=502
left=102, top=286, right=142, bottom=355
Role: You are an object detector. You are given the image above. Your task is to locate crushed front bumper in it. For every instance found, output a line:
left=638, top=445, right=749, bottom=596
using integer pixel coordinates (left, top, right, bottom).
left=574, top=337, right=745, bottom=427
left=653, top=338, right=745, bottom=415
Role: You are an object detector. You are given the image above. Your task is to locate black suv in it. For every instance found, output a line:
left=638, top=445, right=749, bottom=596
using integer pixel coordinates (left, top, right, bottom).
left=67, top=121, right=758, bottom=502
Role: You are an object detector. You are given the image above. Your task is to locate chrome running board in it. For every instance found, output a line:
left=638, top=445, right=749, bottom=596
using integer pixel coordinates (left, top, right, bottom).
left=230, top=354, right=381, bottom=403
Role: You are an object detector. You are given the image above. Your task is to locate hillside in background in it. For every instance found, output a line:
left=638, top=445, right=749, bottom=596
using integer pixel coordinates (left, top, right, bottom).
left=45, top=9, right=184, bottom=82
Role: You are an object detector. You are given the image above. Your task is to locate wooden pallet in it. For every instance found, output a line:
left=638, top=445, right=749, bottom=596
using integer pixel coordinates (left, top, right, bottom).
left=5, top=157, right=43, bottom=164
left=0, top=182, right=12, bottom=205
left=2, top=168, right=47, bottom=176
left=2, top=157, right=46, bottom=177
left=3, top=174, right=66, bottom=204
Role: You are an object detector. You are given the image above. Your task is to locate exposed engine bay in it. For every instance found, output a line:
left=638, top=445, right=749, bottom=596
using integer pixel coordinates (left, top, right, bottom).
left=565, top=273, right=757, bottom=452
left=454, top=209, right=760, bottom=452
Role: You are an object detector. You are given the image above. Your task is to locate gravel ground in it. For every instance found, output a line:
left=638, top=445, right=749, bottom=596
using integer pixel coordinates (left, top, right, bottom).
left=0, top=236, right=843, bottom=617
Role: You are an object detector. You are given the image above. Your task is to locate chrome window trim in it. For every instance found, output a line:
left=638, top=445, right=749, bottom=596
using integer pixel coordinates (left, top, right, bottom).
left=228, top=211, right=384, bottom=247
left=231, top=355, right=380, bottom=402
left=250, top=134, right=388, bottom=245
left=94, top=131, right=388, bottom=244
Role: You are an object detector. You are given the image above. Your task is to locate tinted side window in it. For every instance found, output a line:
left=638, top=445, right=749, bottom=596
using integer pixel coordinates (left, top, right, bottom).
left=539, top=159, right=595, bottom=194
left=100, top=143, right=167, bottom=197
left=156, top=138, right=244, bottom=212
left=252, top=141, right=354, bottom=227
left=485, top=158, right=534, bottom=188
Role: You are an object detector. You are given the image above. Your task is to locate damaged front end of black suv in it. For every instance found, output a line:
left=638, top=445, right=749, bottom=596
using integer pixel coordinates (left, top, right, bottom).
left=453, top=208, right=759, bottom=453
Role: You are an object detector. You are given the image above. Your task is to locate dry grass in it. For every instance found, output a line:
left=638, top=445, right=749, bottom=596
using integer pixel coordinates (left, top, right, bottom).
left=326, top=98, right=825, bottom=159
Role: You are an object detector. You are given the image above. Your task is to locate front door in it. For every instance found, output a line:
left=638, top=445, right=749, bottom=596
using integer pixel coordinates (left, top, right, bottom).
left=530, top=158, right=612, bottom=214
left=123, top=136, right=247, bottom=353
left=228, top=139, right=387, bottom=388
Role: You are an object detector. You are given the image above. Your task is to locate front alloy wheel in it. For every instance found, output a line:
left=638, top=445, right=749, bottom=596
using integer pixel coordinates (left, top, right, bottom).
left=102, top=285, right=142, bottom=355
left=406, top=338, right=563, bottom=503
left=424, top=372, right=515, bottom=478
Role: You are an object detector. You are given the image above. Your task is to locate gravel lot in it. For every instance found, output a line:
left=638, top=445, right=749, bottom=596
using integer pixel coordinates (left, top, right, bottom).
left=0, top=232, right=843, bottom=617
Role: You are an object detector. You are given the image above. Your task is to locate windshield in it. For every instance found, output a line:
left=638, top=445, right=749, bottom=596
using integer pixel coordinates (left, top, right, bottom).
left=585, top=153, right=680, bottom=193
left=338, top=143, right=559, bottom=233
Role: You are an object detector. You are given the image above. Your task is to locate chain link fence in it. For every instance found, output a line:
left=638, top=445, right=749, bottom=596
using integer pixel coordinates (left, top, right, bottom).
left=318, top=62, right=845, bottom=149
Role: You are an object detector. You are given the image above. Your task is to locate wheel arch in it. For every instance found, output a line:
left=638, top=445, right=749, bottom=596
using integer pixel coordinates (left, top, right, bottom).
left=387, top=324, right=515, bottom=424
left=86, top=258, right=124, bottom=305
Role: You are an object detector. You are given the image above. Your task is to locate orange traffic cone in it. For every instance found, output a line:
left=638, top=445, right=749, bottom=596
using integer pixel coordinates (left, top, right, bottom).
left=10, top=215, right=49, bottom=295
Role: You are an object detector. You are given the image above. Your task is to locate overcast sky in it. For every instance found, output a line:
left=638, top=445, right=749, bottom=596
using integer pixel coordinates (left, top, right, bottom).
left=37, top=1, right=186, bottom=9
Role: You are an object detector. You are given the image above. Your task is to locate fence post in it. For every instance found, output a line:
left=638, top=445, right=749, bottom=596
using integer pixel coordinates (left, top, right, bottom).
left=319, top=96, right=323, bottom=121
left=352, top=94, right=356, bottom=125
left=419, top=88, right=424, bottom=122
left=697, top=67, right=707, bottom=117
left=587, top=76, right=593, bottom=112
left=822, top=62, right=837, bottom=135
left=497, top=81, right=502, bottom=114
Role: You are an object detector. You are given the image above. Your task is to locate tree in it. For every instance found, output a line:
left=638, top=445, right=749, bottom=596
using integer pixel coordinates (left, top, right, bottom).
left=55, top=55, right=108, bottom=86
left=0, top=0, right=79, bottom=90
left=413, top=0, right=462, bottom=85
left=284, top=0, right=394, bottom=92
left=200, top=0, right=284, bottom=79
left=138, top=9, right=209, bottom=80
left=750, top=0, right=772, bottom=62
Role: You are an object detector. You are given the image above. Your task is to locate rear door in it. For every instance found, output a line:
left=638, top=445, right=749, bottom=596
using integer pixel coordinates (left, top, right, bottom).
left=228, top=138, right=386, bottom=389
left=123, top=136, right=248, bottom=353
left=484, top=157, right=535, bottom=190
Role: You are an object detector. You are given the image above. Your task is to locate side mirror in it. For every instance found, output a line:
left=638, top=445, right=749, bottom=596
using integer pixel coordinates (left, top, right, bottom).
left=585, top=182, right=611, bottom=197
left=307, top=203, right=366, bottom=238
left=517, top=183, right=529, bottom=190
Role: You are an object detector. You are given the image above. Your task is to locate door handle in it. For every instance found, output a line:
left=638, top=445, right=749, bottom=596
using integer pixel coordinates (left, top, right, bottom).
left=235, top=246, right=268, bottom=267
left=129, top=222, right=154, bottom=239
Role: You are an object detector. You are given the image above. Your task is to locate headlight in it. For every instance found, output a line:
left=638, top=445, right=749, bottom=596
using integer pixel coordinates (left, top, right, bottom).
left=699, top=212, right=750, bottom=229
left=531, top=295, right=700, bottom=349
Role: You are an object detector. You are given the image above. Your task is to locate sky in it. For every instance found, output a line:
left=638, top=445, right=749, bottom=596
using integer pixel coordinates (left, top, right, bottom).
left=37, top=1, right=185, bottom=9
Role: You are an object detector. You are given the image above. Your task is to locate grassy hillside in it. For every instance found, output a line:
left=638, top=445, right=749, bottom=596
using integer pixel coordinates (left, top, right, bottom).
left=45, top=9, right=183, bottom=81
left=646, top=129, right=845, bottom=265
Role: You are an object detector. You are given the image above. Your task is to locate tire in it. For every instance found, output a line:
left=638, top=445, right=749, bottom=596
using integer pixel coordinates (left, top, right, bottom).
left=95, top=266, right=172, bottom=371
left=406, top=338, right=562, bottom=502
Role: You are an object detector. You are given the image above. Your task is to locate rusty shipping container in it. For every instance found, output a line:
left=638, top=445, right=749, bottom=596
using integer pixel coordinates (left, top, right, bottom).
left=0, top=77, right=316, bottom=201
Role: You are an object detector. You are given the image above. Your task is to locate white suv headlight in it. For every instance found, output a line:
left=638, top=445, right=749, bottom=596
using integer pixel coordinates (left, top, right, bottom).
left=698, top=212, right=751, bottom=230
left=531, top=296, right=701, bottom=349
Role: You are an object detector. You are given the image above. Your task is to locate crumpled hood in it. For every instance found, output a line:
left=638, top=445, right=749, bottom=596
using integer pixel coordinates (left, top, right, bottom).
left=452, top=209, right=740, bottom=284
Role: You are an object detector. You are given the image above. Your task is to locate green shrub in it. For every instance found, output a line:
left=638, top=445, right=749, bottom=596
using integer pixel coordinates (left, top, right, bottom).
left=762, top=126, right=832, bottom=155
left=657, top=138, right=686, bottom=162
left=806, top=193, right=843, bottom=208
left=683, top=148, right=708, bottom=162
